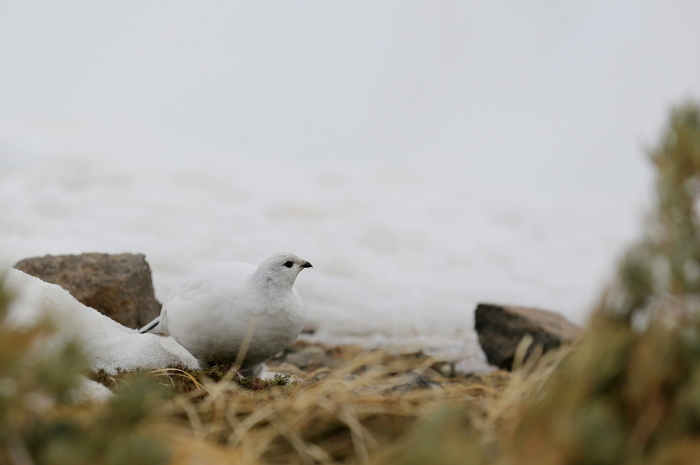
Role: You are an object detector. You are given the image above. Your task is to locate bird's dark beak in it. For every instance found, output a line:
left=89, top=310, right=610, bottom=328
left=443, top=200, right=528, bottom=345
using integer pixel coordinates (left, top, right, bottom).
left=301, top=261, right=313, bottom=268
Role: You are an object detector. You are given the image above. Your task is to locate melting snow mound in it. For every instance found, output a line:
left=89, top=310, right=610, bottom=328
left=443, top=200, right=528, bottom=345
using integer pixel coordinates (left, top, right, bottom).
left=3, top=267, right=197, bottom=374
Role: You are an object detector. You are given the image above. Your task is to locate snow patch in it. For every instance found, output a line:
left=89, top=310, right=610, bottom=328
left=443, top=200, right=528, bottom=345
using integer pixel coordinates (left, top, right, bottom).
left=3, top=267, right=197, bottom=374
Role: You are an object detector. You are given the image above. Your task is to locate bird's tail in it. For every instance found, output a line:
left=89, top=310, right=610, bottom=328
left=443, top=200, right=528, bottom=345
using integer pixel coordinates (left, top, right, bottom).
left=139, top=316, right=161, bottom=334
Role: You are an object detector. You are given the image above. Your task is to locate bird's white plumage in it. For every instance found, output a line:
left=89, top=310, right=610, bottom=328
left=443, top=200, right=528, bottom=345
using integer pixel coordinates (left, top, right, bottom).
left=140, top=252, right=311, bottom=376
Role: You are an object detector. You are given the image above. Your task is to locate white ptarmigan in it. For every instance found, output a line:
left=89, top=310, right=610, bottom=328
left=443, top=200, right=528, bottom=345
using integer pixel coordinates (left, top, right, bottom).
left=139, top=252, right=312, bottom=377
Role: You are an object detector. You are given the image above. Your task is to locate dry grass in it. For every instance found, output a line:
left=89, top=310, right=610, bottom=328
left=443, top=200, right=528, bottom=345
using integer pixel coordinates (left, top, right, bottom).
left=147, top=350, right=516, bottom=465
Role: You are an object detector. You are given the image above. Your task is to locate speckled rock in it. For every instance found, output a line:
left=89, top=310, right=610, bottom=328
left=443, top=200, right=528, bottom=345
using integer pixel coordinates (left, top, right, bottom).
left=14, top=253, right=161, bottom=329
left=474, top=303, right=582, bottom=370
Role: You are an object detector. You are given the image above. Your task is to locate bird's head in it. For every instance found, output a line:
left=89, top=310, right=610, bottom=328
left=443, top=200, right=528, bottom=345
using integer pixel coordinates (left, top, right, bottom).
left=252, top=252, right=312, bottom=288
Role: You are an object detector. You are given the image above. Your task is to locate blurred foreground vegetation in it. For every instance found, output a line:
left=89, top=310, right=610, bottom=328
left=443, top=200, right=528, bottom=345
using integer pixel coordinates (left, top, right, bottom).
left=0, top=282, right=171, bottom=465
left=383, top=100, right=700, bottom=465
left=2, top=101, right=700, bottom=464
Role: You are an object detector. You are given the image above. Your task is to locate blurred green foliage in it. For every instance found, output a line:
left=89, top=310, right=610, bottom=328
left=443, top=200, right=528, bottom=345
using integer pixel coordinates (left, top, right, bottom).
left=618, top=101, right=700, bottom=311
left=0, top=279, right=171, bottom=465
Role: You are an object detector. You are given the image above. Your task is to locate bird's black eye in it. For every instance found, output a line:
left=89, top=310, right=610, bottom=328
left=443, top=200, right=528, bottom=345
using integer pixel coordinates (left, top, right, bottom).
left=283, top=261, right=294, bottom=268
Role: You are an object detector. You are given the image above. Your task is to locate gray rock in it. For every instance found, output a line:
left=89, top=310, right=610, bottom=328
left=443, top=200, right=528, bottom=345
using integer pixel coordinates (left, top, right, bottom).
left=474, top=303, right=582, bottom=370
left=390, top=372, right=442, bottom=393
left=301, top=320, right=318, bottom=334
left=14, top=253, right=161, bottom=329
left=284, top=346, right=327, bottom=370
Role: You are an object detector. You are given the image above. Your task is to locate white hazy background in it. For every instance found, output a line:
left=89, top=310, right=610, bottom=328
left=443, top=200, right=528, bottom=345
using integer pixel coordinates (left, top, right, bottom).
left=1, top=2, right=700, bottom=348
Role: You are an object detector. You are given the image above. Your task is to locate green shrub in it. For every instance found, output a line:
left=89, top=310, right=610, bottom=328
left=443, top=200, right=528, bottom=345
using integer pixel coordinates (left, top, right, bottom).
left=0, top=278, right=171, bottom=465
